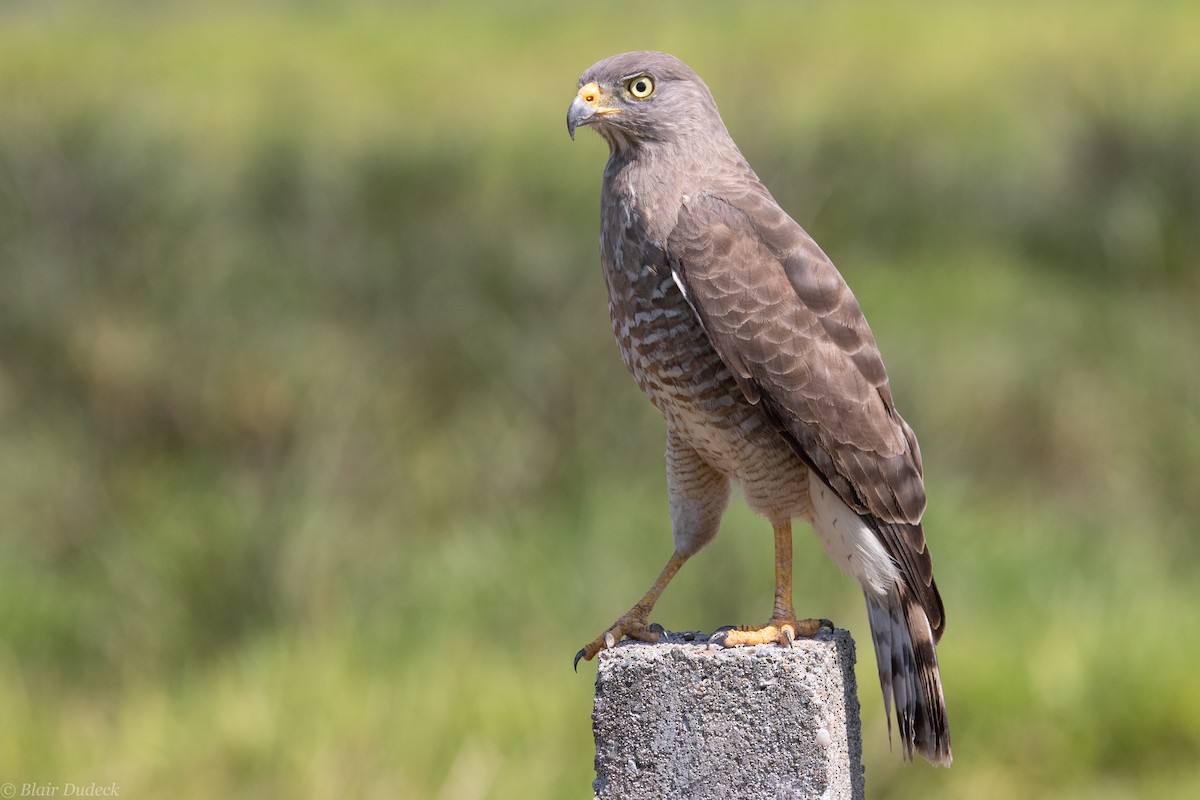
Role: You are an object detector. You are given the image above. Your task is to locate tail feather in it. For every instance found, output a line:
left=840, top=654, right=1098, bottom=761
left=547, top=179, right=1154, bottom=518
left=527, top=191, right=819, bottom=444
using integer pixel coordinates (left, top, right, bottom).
left=864, top=583, right=952, bottom=766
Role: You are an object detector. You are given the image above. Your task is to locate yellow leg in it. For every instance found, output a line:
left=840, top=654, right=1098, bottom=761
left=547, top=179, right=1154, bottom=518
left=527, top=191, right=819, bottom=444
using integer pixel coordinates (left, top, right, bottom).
left=710, top=520, right=831, bottom=648
left=773, top=517, right=795, bottom=620
left=574, top=550, right=689, bottom=669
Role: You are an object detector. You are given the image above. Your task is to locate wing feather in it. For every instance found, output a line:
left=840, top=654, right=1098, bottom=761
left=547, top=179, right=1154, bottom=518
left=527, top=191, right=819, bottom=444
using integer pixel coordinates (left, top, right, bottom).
left=667, top=187, right=941, bottom=631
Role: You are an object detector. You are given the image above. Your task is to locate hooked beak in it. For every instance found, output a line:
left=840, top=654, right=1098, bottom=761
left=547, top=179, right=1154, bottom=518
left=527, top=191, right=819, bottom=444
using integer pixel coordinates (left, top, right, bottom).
left=567, top=95, right=595, bottom=140
left=567, top=81, right=616, bottom=140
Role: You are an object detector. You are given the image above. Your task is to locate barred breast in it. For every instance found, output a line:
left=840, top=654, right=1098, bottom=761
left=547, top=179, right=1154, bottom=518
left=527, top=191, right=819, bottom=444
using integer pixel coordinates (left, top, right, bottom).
left=600, top=196, right=813, bottom=524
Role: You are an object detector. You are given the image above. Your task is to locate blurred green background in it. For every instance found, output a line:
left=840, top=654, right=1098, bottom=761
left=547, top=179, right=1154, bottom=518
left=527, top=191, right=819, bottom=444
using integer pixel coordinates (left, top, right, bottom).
left=1, top=1, right=1197, bottom=797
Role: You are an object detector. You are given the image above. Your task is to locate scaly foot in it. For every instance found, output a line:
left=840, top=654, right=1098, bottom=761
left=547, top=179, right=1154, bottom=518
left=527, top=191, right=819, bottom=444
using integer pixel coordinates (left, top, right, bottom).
left=707, top=617, right=833, bottom=649
left=574, top=615, right=666, bottom=670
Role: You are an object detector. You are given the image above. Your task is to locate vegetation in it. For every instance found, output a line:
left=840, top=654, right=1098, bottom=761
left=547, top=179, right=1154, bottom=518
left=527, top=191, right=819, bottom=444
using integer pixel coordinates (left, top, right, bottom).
left=1, top=2, right=1197, bottom=797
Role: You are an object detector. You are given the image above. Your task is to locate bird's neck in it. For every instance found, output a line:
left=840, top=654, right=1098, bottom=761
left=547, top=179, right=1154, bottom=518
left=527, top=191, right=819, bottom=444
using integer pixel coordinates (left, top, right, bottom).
left=603, top=136, right=751, bottom=237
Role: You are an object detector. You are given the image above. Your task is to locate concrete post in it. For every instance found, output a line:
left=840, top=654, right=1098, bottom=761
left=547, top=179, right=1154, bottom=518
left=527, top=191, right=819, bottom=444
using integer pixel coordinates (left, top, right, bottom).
left=591, top=628, right=864, bottom=800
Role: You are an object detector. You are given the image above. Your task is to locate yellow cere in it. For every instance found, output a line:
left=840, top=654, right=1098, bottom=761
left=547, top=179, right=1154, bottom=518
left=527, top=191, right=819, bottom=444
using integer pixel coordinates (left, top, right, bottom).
left=578, top=81, right=602, bottom=106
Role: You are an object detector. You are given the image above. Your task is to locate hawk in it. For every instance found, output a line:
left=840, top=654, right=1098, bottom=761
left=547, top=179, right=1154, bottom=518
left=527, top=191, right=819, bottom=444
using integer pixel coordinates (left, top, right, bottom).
left=567, top=51, right=951, bottom=766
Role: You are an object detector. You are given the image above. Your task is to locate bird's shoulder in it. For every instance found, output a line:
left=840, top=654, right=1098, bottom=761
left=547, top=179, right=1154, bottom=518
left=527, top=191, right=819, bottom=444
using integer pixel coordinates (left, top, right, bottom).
left=667, top=184, right=889, bottom=388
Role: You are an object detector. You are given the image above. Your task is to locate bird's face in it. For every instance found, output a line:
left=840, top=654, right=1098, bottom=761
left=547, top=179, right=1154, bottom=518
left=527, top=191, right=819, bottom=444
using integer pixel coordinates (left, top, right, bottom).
left=567, top=51, right=717, bottom=151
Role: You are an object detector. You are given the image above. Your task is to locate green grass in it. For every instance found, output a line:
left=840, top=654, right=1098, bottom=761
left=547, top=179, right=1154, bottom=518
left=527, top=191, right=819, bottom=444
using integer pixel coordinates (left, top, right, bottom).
left=1, top=1, right=1198, bottom=798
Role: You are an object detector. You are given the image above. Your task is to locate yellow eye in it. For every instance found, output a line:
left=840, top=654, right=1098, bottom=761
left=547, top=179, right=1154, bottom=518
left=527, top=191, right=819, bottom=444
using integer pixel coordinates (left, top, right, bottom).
left=626, top=75, right=655, bottom=99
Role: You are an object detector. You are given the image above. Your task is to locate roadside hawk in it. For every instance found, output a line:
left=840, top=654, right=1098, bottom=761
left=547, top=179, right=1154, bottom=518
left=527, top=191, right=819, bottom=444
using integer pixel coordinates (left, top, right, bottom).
left=567, top=51, right=951, bottom=766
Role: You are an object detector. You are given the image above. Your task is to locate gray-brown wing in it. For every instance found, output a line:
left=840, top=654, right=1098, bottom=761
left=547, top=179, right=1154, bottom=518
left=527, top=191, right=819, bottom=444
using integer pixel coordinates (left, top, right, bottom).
left=667, top=189, right=942, bottom=631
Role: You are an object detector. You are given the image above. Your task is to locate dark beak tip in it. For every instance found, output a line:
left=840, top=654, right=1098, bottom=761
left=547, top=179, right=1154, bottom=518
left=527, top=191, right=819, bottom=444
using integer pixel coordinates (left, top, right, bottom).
left=567, top=95, right=594, bottom=141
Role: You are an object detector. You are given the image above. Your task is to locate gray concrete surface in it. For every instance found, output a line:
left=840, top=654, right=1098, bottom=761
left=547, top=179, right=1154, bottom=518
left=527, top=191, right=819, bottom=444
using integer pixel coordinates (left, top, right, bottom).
left=591, top=628, right=864, bottom=800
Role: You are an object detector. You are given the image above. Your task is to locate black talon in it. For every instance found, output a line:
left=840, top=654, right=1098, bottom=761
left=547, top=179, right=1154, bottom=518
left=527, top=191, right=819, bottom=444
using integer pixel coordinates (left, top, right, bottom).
left=707, top=626, right=734, bottom=649
left=573, top=648, right=586, bottom=672
left=648, top=622, right=666, bottom=641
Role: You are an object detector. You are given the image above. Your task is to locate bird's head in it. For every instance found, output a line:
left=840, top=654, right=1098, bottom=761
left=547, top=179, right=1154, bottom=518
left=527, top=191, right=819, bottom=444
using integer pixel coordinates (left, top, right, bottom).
left=567, top=51, right=724, bottom=153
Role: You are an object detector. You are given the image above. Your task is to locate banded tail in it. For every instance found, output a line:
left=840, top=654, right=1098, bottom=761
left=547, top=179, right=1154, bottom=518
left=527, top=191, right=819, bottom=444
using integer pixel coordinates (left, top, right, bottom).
left=864, top=582, right=952, bottom=766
